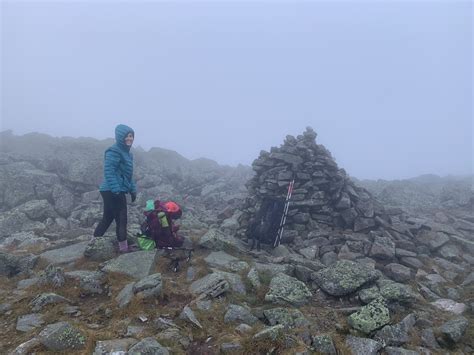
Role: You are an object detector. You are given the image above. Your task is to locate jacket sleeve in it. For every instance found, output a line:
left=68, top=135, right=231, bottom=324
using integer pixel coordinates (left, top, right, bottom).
left=130, top=179, right=137, bottom=194
left=104, top=150, right=121, bottom=194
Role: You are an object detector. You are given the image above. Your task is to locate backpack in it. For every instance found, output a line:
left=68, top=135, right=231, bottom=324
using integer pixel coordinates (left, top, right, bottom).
left=248, top=198, right=285, bottom=244
left=137, top=200, right=182, bottom=250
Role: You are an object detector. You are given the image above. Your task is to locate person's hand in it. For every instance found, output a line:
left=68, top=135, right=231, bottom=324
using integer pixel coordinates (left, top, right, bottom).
left=131, top=192, right=137, bottom=203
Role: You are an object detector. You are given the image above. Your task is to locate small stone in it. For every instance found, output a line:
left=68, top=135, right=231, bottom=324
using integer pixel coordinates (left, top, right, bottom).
left=180, top=306, right=202, bottom=328
left=235, top=323, right=253, bottom=334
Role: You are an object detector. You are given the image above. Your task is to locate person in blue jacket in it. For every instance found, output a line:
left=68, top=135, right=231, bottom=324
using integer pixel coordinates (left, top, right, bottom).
left=94, top=124, right=137, bottom=252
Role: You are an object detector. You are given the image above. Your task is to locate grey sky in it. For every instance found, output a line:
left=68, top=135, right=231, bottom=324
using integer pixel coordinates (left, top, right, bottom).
left=1, top=1, right=472, bottom=179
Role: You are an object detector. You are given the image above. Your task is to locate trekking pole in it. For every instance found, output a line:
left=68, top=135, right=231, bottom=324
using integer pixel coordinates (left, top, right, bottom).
left=273, top=179, right=295, bottom=248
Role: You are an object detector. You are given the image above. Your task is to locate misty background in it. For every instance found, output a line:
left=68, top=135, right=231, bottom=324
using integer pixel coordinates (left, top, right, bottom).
left=1, top=1, right=472, bottom=180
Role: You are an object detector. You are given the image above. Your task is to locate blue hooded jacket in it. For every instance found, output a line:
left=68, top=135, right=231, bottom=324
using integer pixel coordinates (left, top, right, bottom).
left=99, top=124, right=137, bottom=194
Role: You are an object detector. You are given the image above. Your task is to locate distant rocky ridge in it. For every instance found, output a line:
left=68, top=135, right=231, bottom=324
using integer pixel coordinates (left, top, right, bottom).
left=355, top=174, right=473, bottom=216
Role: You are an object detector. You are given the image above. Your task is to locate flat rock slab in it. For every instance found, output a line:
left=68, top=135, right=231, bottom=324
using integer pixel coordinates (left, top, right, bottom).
left=16, top=313, right=45, bottom=332
left=313, top=260, right=379, bottom=296
left=101, top=251, right=158, bottom=280
left=40, top=242, right=89, bottom=265
left=204, top=251, right=249, bottom=272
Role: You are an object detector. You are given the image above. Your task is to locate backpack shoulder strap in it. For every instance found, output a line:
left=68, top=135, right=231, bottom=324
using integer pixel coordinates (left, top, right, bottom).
left=157, top=211, right=170, bottom=228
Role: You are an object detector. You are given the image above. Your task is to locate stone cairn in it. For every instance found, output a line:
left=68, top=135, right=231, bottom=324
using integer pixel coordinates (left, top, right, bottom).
left=237, top=127, right=391, bottom=245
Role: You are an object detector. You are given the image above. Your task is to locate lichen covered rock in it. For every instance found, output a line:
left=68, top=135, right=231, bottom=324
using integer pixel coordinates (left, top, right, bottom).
left=264, top=273, right=312, bottom=306
left=313, top=260, right=379, bottom=296
left=348, top=298, right=390, bottom=334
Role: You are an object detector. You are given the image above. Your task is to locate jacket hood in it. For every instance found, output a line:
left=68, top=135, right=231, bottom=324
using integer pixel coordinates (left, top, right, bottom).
left=115, top=124, right=134, bottom=150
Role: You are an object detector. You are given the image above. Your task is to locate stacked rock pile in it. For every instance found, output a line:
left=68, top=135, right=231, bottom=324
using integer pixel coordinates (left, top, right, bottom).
left=237, top=127, right=390, bottom=244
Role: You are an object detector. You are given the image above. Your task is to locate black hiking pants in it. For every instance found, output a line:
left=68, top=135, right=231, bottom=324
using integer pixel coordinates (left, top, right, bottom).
left=93, top=191, right=127, bottom=242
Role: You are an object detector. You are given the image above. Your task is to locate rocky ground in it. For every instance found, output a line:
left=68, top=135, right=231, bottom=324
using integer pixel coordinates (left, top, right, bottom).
left=0, top=130, right=472, bottom=354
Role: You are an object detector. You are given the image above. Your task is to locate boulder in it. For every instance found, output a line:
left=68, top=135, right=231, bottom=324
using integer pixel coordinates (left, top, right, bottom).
left=212, top=270, right=247, bottom=295
left=313, top=260, right=379, bottom=296
left=253, top=324, right=285, bottom=341
left=116, top=282, right=135, bottom=308
left=65, top=270, right=107, bottom=295
left=264, top=273, right=312, bottom=306
left=224, top=304, right=259, bottom=325
left=39, top=265, right=65, bottom=288
left=189, top=273, right=229, bottom=298
left=16, top=313, right=45, bottom=332
left=0, top=251, right=38, bottom=277
left=430, top=299, right=467, bottom=315
left=263, top=307, right=309, bottom=327
left=417, top=230, right=449, bottom=250
left=198, top=229, right=242, bottom=252
left=37, top=321, right=86, bottom=351
left=379, top=281, right=418, bottom=303
left=312, top=335, right=337, bottom=354
left=384, top=263, right=412, bottom=283
left=133, top=273, right=163, bottom=298
left=369, top=236, right=395, bottom=260
left=84, top=237, right=116, bottom=261
left=347, top=298, right=390, bottom=334
left=345, top=335, right=383, bottom=355
left=439, top=316, right=469, bottom=343
left=374, top=314, right=415, bottom=346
